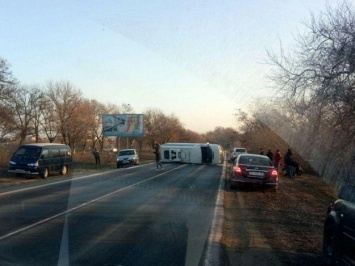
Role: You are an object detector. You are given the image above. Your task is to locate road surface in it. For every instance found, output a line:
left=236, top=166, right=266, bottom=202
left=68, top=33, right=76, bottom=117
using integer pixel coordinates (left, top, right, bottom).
left=0, top=163, right=224, bottom=266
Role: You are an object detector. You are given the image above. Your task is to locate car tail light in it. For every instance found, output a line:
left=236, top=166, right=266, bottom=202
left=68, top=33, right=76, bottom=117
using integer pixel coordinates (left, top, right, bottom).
left=271, top=169, right=278, bottom=176
left=270, top=169, right=278, bottom=182
left=233, top=166, right=242, bottom=175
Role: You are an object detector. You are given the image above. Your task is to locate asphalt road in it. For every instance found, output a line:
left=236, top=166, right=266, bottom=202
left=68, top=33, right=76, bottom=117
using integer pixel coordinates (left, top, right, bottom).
left=0, top=163, right=224, bottom=266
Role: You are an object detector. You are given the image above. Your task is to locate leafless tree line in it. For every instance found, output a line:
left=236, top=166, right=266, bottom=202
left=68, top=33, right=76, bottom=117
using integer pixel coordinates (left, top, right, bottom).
left=246, top=1, right=355, bottom=187
left=0, top=58, right=239, bottom=153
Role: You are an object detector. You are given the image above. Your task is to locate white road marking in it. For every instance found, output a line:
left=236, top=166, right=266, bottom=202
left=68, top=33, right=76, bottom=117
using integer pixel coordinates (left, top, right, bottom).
left=0, top=165, right=186, bottom=241
left=0, top=163, right=153, bottom=196
left=202, top=161, right=226, bottom=266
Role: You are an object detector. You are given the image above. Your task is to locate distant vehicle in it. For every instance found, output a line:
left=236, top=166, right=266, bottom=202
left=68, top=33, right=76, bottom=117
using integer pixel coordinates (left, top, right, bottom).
left=116, top=149, right=139, bottom=168
left=228, top=154, right=278, bottom=191
left=160, top=143, right=220, bottom=165
left=103, top=146, right=118, bottom=153
left=231, top=147, right=247, bottom=159
left=8, top=143, right=72, bottom=179
left=323, top=185, right=355, bottom=266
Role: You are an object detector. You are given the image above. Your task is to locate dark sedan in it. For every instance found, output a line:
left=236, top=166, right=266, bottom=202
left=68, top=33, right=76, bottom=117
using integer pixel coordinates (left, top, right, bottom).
left=323, top=185, right=355, bottom=266
left=228, top=154, right=278, bottom=191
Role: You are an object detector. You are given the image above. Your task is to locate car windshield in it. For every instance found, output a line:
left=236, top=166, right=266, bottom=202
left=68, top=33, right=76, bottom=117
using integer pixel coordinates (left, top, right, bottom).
left=119, top=150, right=134, bottom=156
left=14, top=147, right=41, bottom=159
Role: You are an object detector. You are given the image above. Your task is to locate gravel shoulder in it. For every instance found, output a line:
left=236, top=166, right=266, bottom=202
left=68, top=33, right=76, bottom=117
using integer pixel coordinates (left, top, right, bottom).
left=221, top=171, right=337, bottom=265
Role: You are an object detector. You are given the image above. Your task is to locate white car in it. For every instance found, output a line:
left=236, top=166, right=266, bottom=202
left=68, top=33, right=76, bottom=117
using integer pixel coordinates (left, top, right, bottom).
left=231, top=147, right=247, bottom=159
left=116, top=149, right=139, bottom=168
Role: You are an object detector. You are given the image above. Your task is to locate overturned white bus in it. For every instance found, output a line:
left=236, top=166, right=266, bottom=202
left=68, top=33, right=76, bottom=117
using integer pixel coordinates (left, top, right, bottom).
left=160, top=143, right=224, bottom=165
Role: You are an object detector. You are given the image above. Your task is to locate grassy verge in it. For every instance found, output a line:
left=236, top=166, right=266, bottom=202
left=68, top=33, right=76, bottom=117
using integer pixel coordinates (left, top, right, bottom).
left=0, top=150, right=155, bottom=188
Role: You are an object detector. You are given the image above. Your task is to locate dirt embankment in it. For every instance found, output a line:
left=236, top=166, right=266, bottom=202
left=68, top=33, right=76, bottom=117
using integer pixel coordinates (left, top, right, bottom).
left=221, top=172, right=337, bottom=265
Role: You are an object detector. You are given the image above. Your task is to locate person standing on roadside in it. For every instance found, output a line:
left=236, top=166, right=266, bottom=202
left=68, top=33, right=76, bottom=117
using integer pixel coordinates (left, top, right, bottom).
left=259, top=147, right=264, bottom=155
left=93, top=147, right=100, bottom=165
left=273, top=149, right=282, bottom=172
left=154, top=142, right=163, bottom=171
left=266, top=149, right=273, bottom=161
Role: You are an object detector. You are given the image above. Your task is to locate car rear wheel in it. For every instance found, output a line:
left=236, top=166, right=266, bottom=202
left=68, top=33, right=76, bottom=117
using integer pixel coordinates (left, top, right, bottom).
left=41, top=168, right=49, bottom=179
left=323, top=222, right=341, bottom=266
left=60, top=165, right=68, bottom=175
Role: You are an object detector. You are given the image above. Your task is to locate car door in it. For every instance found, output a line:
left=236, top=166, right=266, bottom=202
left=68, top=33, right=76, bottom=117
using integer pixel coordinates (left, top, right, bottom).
left=341, top=201, right=355, bottom=264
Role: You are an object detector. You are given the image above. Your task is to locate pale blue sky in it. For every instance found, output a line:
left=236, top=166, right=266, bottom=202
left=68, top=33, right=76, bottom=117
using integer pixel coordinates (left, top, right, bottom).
left=0, top=0, right=341, bottom=133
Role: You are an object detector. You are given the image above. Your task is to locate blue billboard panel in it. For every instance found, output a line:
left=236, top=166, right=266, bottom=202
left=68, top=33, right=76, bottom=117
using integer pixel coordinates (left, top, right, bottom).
left=102, top=114, right=144, bottom=137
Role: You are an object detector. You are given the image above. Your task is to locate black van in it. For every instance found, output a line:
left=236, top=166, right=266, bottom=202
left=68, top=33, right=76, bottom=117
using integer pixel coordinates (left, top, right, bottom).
left=8, top=143, right=72, bottom=179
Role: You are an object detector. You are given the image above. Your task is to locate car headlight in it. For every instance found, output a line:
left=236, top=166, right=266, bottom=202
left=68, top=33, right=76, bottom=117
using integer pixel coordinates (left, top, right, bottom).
left=28, top=162, right=39, bottom=167
left=9, top=161, right=16, bottom=165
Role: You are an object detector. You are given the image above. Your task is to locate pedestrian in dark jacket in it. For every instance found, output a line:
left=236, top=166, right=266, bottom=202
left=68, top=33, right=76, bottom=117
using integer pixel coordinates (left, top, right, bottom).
left=154, top=142, right=163, bottom=171
left=93, top=147, right=100, bottom=165
left=284, top=148, right=301, bottom=176
left=259, top=147, right=264, bottom=155
left=266, top=149, right=273, bottom=161
left=284, top=149, right=292, bottom=166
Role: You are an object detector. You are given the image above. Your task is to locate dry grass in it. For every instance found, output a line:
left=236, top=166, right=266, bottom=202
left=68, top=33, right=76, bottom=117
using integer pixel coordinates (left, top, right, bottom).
left=221, top=173, right=337, bottom=265
left=0, top=150, right=156, bottom=188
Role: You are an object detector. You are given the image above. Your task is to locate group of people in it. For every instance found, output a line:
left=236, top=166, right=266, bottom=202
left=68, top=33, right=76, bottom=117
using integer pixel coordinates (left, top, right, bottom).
left=261, top=147, right=302, bottom=176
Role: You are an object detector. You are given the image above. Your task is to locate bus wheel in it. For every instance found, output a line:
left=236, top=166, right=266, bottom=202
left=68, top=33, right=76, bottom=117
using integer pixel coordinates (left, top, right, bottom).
left=41, top=168, right=49, bottom=179
left=60, top=165, right=68, bottom=175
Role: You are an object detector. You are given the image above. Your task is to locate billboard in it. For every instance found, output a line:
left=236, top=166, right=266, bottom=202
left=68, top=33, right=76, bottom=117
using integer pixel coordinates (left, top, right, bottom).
left=102, top=114, right=144, bottom=137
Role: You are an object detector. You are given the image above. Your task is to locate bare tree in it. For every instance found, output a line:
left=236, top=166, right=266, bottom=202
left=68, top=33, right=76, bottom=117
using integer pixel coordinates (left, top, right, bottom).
left=46, top=81, right=83, bottom=149
left=267, top=1, right=355, bottom=139
left=3, top=85, right=43, bottom=144
left=40, top=95, right=59, bottom=143
left=0, top=57, right=17, bottom=100
left=264, top=1, right=355, bottom=185
left=29, top=86, right=46, bottom=142
left=87, top=100, right=108, bottom=150
left=179, top=129, right=206, bottom=143
left=160, top=113, right=184, bottom=143
left=0, top=58, right=17, bottom=140
left=204, top=126, right=240, bottom=150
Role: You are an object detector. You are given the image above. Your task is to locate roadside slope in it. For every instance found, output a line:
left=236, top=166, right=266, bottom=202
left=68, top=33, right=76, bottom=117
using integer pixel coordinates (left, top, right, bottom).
left=221, top=172, right=337, bottom=265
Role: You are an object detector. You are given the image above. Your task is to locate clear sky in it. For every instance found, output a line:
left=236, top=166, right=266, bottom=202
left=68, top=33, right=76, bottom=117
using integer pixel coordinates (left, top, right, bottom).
left=0, top=0, right=342, bottom=133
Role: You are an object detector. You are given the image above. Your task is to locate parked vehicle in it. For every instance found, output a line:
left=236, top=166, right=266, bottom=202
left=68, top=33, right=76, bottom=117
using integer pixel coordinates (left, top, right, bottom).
left=323, top=185, right=355, bottom=266
left=228, top=154, right=278, bottom=190
left=116, top=149, right=139, bottom=168
left=8, top=143, right=72, bottom=179
left=103, top=146, right=118, bottom=153
left=230, top=147, right=247, bottom=160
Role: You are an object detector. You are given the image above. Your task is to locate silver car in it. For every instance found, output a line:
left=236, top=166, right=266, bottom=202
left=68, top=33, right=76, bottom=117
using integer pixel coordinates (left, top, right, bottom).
left=231, top=147, right=247, bottom=159
left=116, top=149, right=139, bottom=168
